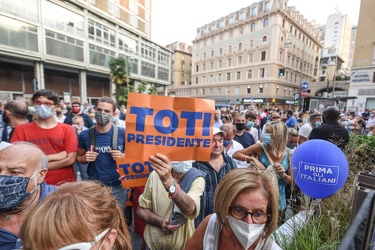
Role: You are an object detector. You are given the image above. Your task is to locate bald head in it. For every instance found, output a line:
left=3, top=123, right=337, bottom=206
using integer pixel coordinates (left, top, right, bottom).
left=4, top=100, right=28, bottom=119
left=220, top=123, right=236, bottom=134
left=0, top=142, right=48, bottom=172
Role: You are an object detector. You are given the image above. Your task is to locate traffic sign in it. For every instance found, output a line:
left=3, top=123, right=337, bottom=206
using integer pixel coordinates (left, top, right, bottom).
left=294, top=93, right=299, bottom=100
left=302, top=82, right=309, bottom=90
left=301, top=90, right=308, bottom=98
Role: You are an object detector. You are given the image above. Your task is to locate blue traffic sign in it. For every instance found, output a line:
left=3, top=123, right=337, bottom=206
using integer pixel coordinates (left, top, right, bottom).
left=302, top=82, right=309, bottom=90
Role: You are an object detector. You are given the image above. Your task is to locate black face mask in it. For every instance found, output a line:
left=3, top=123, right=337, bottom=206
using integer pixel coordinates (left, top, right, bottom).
left=2, top=112, right=10, bottom=124
left=287, top=143, right=297, bottom=149
left=235, top=123, right=245, bottom=131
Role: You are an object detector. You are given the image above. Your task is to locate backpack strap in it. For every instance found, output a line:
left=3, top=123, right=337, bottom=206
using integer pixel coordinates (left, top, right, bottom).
left=112, top=125, right=119, bottom=150
left=89, top=126, right=96, bottom=150
left=89, top=125, right=119, bottom=151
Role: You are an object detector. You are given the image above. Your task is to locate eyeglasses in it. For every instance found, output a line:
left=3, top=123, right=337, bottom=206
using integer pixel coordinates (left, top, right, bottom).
left=57, top=228, right=109, bottom=250
left=229, top=207, right=269, bottom=224
left=34, top=101, right=55, bottom=107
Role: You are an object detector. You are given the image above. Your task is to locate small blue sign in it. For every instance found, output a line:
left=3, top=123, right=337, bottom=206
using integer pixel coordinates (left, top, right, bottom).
left=302, top=82, right=309, bottom=90
left=294, top=93, right=299, bottom=101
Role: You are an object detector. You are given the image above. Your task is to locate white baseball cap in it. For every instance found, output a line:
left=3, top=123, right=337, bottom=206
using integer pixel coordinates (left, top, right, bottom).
left=213, top=127, right=226, bottom=137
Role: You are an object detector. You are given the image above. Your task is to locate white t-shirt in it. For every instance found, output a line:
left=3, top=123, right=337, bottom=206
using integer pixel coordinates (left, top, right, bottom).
left=298, top=123, right=313, bottom=139
left=225, top=140, right=247, bottom=168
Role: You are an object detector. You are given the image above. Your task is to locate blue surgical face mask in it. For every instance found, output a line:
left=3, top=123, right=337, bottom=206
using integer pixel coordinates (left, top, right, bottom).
left=34, top=105, right=54, bottom=119
left=315, top=121, right=322, bottom=127
left=223, top=139, right=232, bottom=146
left=0, top=170, right=39, bottom=211
left=261, top=133, right=273, bottom=145
left=171, top=161, right=193, bottom=174
left=112, top=116, right=119, bottom=123
left=246, top=121, right=254, bottom=129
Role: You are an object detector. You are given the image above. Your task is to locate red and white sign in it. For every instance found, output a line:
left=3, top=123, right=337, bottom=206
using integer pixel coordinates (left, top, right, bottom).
left=301, top=90, right=308, bottom=98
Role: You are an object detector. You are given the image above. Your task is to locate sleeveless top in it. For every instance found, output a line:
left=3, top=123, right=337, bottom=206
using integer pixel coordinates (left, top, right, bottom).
left=258, top=146, right=290, bottom=210
left=203, top=214, right=278, bottom=250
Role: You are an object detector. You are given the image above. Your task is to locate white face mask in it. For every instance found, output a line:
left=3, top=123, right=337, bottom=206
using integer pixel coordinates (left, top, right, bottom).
left=226, top=216, right=265, bottom=250
left=171, top=161, right=193, bottom=174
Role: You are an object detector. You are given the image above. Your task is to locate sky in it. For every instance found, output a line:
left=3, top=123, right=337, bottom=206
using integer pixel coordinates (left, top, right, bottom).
left=151, top=0, right=360, bottom=46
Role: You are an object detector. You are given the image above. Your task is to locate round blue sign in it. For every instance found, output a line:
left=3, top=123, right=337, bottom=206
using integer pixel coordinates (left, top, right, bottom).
left=302, top=82, right=309, bottom=90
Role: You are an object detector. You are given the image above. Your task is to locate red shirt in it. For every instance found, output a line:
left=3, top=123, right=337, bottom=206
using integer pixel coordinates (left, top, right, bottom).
left=11, top=122, right=77, bottom=185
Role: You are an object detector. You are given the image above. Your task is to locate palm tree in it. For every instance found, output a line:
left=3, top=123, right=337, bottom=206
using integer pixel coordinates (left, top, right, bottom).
left=109, top=57, right=131, bottom=104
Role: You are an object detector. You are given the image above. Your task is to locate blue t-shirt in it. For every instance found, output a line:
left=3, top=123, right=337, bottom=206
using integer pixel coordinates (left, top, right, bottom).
left=233, top=131, right=255, bottom=149
left=286, top=116, right=298, bottom=128
left=0, top=182, right=56, bottom=250
left=78, top=126, right=125, bottom=187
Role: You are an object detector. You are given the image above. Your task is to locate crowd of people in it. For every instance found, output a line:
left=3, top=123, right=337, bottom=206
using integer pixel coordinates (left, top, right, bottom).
left=0, top=89, right=374, bottom=250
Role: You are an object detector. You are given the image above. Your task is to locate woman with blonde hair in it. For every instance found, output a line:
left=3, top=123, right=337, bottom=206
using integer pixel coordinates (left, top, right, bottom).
left=20, top=181, right=131, bottom=250
left=233, top=121, right=293, bottom=216
left=185, top=169, right=280, bottom=249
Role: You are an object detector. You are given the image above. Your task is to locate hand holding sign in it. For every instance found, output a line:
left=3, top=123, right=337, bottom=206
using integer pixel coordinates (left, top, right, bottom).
left=291, top=139, right=348, bottom=199
left=149, top=153, right=174, bottom=188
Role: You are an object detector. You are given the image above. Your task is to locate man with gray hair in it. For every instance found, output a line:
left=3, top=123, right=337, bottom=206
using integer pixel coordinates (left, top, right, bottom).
left=220, top=123, right=247, bottom=168
left=0, top=142, right=57, bottom=250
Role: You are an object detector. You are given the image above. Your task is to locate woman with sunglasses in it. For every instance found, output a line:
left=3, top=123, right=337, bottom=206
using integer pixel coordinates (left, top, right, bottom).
left=185, top=168, right=280, bottom=250
left=20, top=181, right=131, bottom=250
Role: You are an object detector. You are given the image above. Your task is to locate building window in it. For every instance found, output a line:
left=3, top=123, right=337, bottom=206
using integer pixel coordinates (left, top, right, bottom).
left=249, top=53, right=254, bottom=63
left=247, top=86, right=251, bottom=93
left=228, top=58, right=232, bottom=67
left=210, top=75, right=214, bottom=83
left=219, top=60, right=222, bottom=68
left=247, top=70, right=253, bottom=79
left=260, top=68, right=265, bottom=78
left=227, top=73, right=231, bottom=81
left=237, top=71, right=241, bottom=80
left=264, top=1, right=270, bottom=11
left=209, top=88, right=213, bottom=95
left=239, top=26, right=244, bottom=34
left=250, top=39, right=255, bottom=48
left=239, top=42, right=243, bottom=51
left=229, top=45, right=232, bottom=53
left=220, top=47, right=223, bottom=55
left=251, top=7, right=257, bottom=16
left=263, top=18, right=269, bottom=27
left=218, top=74, right=222, bottom=82
left=235, top=86, right=240, bottom=94
left=262, top=36, right=268, bottom=44
left=261, top=51, right=266, bottom=61
left=251, top=23, right=255, bottom=31
left=196, top=65, right=199, bottom=72
left=203, top=64, right=206, bottom=71
left=210, top=62, right=214, bottom=69
left=218, top=88, right=221, bottom=94
left=220, top=33, right=223, bottom=41
left=226, top=87, right=230, bottom=94
left=202, top=76, right=206, bottom=83
left=259, top=85, right=264, bottom=93
left=211, top=50, right=214, bottom=57
left=202, top=89, right=205, bottom=95
left=196, top=89, right=198, bottom=95
left=204, top=52, right=206, bottom=59
left=237, top=56, right=242, bottom=65
left=196, top=77, right=198, bottom=84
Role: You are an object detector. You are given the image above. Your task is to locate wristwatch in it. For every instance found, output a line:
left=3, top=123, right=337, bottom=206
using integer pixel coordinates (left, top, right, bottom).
left=167, top=181, right=177, bottom=195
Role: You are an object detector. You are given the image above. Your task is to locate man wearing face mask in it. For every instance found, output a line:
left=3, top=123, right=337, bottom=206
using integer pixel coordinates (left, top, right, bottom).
left=112, top=108, right=126, bottom=128
left=11, top=89, right=78, bottom=185
left=137, top=154, right=205, bottom=250
left=64, top=101, right=94, bottom=129
left=244, top=113, right=259, bottom=142
left=285, top=109, right=298, bottom=129
left=0, top=142, right=57, bottom=250
left=233, top=114, right=255, bottom=148
left=309, top=107, right=349, bottom=150
left=220, top=123, right=247, bottom=168
left=297, top=112, right=322, bottom=145
left=0, top=100, right=28, bottom=142
left=213, top=110, right=223, bottom=129
left=77, top=97, right=127, bottom=216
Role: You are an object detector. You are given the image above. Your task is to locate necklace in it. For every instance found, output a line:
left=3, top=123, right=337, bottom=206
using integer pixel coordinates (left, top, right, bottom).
left=1, top=189, right=39, bottom=221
